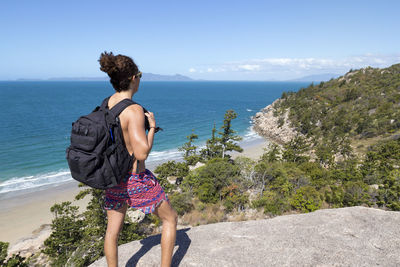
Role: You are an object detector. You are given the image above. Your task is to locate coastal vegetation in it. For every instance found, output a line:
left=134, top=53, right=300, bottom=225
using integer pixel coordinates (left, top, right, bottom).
left=4, top=64, right=399, bottom=266
left=273, top=64, right=400, bottom=158
left=0, top=241, right=27, bottom=266
left=161, top=64, right=400, bottom=220
left=39, top=187, right=154, bottom=266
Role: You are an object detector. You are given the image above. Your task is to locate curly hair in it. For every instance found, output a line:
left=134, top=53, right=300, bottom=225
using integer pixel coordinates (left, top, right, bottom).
left=98, top=51, right=139, bottom=92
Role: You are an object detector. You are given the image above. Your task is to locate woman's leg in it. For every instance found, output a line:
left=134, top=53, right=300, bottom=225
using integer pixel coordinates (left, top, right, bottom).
left=154, top=200, right=178, bottom=267
left=104, top=203, right=128, bottom=267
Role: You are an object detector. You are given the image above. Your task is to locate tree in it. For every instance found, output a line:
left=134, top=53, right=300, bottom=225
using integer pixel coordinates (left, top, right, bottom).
left=200, top=123, right=223, bottom=160
left=338, top=138, right=353, bottom=159
left=282, top=136, right=310, bottom=163
left=179, top=130, right=201, bottom=165
left=260, top=143, right=281, bottom=163
left=315, top=142, right=334, bottom=167
left=68, top=188, right=108, bottom=266
left=218, top=110, right=243, bottom=158
left=42, top=201, right=84, bottom=266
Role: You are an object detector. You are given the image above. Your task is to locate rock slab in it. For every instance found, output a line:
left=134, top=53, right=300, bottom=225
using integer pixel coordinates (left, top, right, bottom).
left=91, top=206, right=400, bottom=267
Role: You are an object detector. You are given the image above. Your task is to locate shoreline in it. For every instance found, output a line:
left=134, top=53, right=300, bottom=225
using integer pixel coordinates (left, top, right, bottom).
left=0, top=180, right=89, bottom=246
left=0, top=135, right=270, bottom=246
left=0, top=129, right=261, bottom=197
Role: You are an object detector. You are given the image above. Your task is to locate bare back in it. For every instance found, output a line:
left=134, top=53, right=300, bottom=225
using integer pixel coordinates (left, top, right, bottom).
left=107, top=95, right=147, bottom=173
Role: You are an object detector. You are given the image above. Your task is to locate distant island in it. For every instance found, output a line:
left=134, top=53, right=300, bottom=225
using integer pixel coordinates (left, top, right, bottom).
left=15, top=73, right=194, bottom=82
left=11, top=73, right=345, bottom=82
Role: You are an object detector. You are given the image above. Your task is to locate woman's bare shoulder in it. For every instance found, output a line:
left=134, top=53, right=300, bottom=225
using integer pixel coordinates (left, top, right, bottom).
left=121, top=104, right=145, bottom=121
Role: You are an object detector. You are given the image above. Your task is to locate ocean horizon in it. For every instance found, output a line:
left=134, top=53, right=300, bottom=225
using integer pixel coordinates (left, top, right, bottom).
left=0, top=81, right=309, bottom=194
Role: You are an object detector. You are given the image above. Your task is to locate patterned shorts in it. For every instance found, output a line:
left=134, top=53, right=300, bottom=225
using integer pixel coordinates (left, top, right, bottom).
left=104, top=169, right=169, bottom=214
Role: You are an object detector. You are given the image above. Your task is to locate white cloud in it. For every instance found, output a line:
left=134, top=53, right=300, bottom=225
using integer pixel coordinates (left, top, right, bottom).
left=189, top=53, right=400, bottom=79
left=188, top=68, right=196, bottom=73
left=238, top=64, right=261, bottom=71
left=253, top=54, right=398, bottom=71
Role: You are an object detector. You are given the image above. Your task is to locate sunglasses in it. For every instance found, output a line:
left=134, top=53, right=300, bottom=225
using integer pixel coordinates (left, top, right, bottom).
left=135, top=71, right=142, bottom=79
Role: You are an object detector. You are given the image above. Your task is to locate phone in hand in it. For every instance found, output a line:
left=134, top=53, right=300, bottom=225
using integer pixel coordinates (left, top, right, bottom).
left=143, top=107, right=163, bottom=133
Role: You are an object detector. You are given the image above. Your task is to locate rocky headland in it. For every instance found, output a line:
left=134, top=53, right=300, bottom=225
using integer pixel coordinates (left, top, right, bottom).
left=252, top=99, right=299, bottom=145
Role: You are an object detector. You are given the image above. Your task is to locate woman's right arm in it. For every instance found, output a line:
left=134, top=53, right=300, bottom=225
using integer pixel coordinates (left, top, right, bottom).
left=125, top=105, right=156, bottom=161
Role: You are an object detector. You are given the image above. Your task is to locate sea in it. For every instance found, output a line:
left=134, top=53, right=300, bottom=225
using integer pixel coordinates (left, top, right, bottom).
left=0, top=81, right=309, bottom=195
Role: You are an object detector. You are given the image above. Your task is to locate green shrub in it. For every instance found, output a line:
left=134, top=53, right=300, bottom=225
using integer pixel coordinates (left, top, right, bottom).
left=0, top=242, right=27, bottom=266
left=251, top=190, right=290, bottom=216
left=324, top=185, right=344, bottom=208
left=223, top=194, right=249, bottom=212
left=343, top=181, right=371, bottom=206
left=169, top=191, right=194, bottom=215
left=197, top=182, right=218, bottom=203
left=298, top=161, right=329, bottom=188
left=154, top=160, right=189, bottom=193
left=43, top=188, right=147, bottom=267
left=289, top=186, right=322, bottom=212
left=185, top=158, right=240, bottom=203
left=377, top=169, right=400, bottom=211
left=0, top=241, right=7, bottom=266
left=221, top=183, right=249, bottom=212
left=42, top=201, right=84, bottom=266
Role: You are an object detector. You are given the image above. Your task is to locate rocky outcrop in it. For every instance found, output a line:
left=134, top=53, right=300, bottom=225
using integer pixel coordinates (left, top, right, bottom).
left=252, top=99, right=300, bottom=144
left=90, top=206, right=400, bottom=266
left=7, top=224, right=51, bottom=259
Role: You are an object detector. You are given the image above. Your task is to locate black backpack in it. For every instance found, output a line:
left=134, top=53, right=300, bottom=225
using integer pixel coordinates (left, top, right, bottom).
left=66, top=96, right=137, bottom=189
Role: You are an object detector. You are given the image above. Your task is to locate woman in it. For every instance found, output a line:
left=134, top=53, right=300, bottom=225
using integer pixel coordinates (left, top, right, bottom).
left=98, top=51, right=178, bottom=267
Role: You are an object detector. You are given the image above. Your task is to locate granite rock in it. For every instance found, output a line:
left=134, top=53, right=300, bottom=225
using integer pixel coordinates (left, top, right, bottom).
left=90, top=206, right=400, bottom=267
left=252, top=99, right=301, bottom=145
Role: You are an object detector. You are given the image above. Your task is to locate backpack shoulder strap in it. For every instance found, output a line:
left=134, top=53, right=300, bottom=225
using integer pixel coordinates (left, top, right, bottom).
left=110, top=98, right=141, bottom=118
left=101, top=96, right=111, bottom=110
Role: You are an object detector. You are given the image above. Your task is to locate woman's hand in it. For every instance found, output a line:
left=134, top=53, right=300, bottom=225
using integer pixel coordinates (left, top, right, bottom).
left=144, top=111, right=156, bottom=128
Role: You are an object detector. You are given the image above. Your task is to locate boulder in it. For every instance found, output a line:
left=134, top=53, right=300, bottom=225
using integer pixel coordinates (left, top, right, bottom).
left=90, top=206, right=400, bottom=266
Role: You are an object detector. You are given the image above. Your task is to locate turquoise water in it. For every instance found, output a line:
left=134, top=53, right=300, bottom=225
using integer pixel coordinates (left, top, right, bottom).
left=0, top=81, right=309, bottom=193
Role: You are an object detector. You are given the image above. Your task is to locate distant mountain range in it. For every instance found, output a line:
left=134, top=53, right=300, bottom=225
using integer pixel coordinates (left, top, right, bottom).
left=13, top=73, right=342, bottom=82
left=16, top=73, right=194, bottom=82
left=141, top=73, right=193, bottom=81
left=288, top=73, right=341, bottom=82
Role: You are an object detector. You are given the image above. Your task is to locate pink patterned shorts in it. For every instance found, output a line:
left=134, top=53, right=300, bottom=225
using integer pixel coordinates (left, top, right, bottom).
left=104, top=169, right=169, bottom=214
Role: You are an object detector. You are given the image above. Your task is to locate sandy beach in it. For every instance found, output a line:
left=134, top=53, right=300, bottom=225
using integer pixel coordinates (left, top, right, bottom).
left=0, top=137, right=269, bottom=247
left=230, top=139, right=270, bottom=160
left=0, top=181, right=90, bottom=245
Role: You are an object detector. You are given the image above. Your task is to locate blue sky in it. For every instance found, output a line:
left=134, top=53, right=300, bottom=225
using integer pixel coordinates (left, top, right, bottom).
left=0, top=0, right=399, bottom=80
